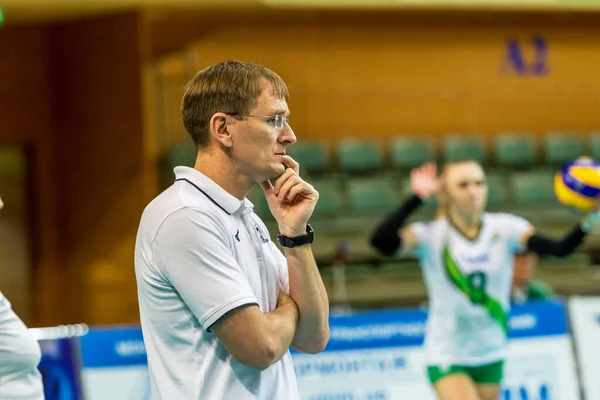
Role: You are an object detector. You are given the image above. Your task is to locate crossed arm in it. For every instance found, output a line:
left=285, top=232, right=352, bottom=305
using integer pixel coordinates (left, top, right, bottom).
left=157, top=208, right=329, bottom=372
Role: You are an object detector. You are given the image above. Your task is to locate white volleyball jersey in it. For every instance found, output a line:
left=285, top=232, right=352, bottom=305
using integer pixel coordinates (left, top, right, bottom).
left=410, top=213, right=531, bottom=366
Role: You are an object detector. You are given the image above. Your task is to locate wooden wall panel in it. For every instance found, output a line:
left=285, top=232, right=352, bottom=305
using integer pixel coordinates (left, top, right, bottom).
left=0, top=26, right=60, bottom=326
left=167, top=12, right=600, bottom=146
left=50, top=12, right=149, bottom=325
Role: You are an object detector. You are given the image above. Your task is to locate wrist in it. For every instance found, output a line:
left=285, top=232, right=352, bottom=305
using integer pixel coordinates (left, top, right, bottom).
left=278, top=224, right=308, bottom=238
left=278, top=224, right=314, bottom=248
left=279, top=225, right=306, bottom=237
left=408, top=193, right=425, bottom=205
left=581, top=211, right=600, bottom=232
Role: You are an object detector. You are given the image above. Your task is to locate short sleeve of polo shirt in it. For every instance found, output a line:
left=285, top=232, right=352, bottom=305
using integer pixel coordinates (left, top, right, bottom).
left=153, top=207, right=259, bottom=331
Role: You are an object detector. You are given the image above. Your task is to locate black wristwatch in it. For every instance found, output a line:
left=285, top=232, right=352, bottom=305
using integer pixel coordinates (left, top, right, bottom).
left=277, top=224, right=315, bottom=248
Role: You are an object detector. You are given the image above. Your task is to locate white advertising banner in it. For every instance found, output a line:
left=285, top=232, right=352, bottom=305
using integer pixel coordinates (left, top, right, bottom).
left=77, top=300, right=579, bottom=400
left=568, top=296, right=600, bottom=400
left=293, top=301, right=579, bottom=400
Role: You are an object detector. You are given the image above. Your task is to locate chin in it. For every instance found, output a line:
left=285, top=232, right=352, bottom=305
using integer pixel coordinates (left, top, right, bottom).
left=271, top=163, right=287, bottom=177
left=256, top=165, right=285, bottom=182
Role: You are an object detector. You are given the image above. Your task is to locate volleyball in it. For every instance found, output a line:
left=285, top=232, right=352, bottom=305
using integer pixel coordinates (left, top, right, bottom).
left=554, top=156, right=600, bottom=212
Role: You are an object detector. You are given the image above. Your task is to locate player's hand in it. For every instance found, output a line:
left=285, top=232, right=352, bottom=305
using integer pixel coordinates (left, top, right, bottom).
left=410, top=162, right=440, bottom=200
left=581, top=200, right=600, bottom=232
left=260, top=156, right=318, bottom=237
left=0, top=195, right=4, bottom=210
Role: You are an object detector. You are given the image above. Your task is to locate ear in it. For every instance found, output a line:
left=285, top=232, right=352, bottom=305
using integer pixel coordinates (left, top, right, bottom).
left=209, top=112, right=233, bottom=148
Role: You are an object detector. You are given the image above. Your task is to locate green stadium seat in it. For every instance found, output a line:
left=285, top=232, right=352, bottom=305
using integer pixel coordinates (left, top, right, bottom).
left=168, top=140, right=197, bottom=169
left=345, top=264, right=373, bottom=277
left=310, top=178, right=344, bottom=218
left=158, top=139, right=197, bottom=189
left=378, top=262, right=420, bottom=276
left=347, top=176, right=400, bottom=214
left=288, top=141, right=329, bottom=174
left=589, top=132, right=600, bottom=160
left=390, top=137, right=435, bottom=170
left=544, top=133, right=584, bottom=165
left=494, top=134, right=535, bottom=168
left=338, top=139, right=383, bottom=173
left=511, top=170, right=557, bottom=207
left=485, top=173, right=508, bottom=208
left=444, top=135, right=486, bottom=164
left=246, top=185, right=272, bottom=219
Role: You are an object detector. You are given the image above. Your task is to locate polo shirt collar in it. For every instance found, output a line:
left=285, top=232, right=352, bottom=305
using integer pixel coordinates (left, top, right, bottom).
left=174, top=167, right=254, bottom=215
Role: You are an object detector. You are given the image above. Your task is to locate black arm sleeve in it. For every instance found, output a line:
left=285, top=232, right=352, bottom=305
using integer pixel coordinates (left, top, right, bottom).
left=370, top=194, right=423, bottom=256
left=526, top=223, right=587, bottom=257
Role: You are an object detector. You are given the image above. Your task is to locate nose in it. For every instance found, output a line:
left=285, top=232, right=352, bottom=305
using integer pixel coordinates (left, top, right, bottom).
left=278, top=123, right=296, bottom=145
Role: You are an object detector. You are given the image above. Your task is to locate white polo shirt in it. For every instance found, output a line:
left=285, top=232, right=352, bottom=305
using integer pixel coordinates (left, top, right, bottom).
left=0, top=292, right=44, bottom=400
left=134, top=166, right=299, bottom=400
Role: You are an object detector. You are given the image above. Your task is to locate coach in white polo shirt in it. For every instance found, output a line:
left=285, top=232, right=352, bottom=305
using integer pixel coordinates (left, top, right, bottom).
left=135, top=60, right=330, bottom=399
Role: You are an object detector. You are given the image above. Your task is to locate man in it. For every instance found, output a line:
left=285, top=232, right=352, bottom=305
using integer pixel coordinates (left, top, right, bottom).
left=0, top=194, right=45, bottom=399
left=511, top=251, right=553, bottom=303
left=135, top=60, right=330, bottom=399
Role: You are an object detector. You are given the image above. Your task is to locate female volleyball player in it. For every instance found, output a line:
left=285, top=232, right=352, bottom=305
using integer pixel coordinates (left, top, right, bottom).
left=370, top=161, right=600, bottom=400
left=0, top=194, right=45, bottom=399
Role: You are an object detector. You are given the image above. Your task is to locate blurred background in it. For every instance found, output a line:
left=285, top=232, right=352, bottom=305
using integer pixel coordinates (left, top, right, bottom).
left=2, top=0, right=600, bottom=398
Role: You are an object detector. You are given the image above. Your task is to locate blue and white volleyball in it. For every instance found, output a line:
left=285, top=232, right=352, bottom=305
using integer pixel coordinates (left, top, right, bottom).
left=554, top=156, right=600, bottom=212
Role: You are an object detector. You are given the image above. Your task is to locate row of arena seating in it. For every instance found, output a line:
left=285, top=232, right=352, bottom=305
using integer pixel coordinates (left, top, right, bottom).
left=288, top=132, right=599, bottom=174
left=248, top=169, right=569, bottom=222
left=161, top=134, right=597, bottom=264
left=165, top=132, right=597, bottom=176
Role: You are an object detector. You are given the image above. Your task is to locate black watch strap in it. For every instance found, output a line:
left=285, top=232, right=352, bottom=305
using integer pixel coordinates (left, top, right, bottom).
left=277, top=224, right=314, bottom=248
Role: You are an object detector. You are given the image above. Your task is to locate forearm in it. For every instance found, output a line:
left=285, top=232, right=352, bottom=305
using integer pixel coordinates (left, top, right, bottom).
left=285, top=245, right=330, bottom=353
left=264, top=297, right=299, bottom=363
left=370, top=194, right=423, bottom=255
left=526, top=223, right=587, bottom=257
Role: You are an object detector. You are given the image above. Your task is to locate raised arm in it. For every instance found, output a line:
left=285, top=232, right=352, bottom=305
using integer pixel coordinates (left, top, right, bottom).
left=260, top=155, right=329, bottom=354
left=370, top=162, right=440, bottom=256
left=519, top=209, right=600, bottom=257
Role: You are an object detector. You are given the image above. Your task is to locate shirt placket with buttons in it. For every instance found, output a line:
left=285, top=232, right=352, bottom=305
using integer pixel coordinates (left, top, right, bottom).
left=240, top=207, right=271, bottom=310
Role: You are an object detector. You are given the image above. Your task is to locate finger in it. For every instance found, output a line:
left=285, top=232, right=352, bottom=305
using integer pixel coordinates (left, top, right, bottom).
left=278, top=175, right=302, bottom=201
left=274, top=168, right=297, bottom=195
left=425, top=162, right=436, bottom=175
left=282, top=155, right=300, bottom=175
left=286, top=182, right=314, bottom=201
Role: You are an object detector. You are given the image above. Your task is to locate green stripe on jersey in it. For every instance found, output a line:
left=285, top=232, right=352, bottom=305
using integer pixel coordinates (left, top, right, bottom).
left=442, top=245, right=508, bottom=336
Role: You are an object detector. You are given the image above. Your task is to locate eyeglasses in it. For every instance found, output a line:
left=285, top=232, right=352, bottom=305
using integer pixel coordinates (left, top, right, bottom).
left=226, top=113, right=290, bottom=131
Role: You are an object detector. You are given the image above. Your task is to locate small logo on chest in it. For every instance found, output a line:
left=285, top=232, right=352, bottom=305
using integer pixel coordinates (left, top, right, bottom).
left=254, top=225, right=269, bottom=244
left=235, top=230, right=240, bottom=242
left=465, top=253, right=490, bottom=264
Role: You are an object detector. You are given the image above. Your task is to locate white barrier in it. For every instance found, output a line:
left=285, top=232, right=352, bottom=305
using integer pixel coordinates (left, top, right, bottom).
left=293, top=300, right=579, bottom=400
left=568, top=296, right=600, bottom=400
left=75, top=300, right=579, bottom=400
left=78, top=327, right=149, bottom=400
